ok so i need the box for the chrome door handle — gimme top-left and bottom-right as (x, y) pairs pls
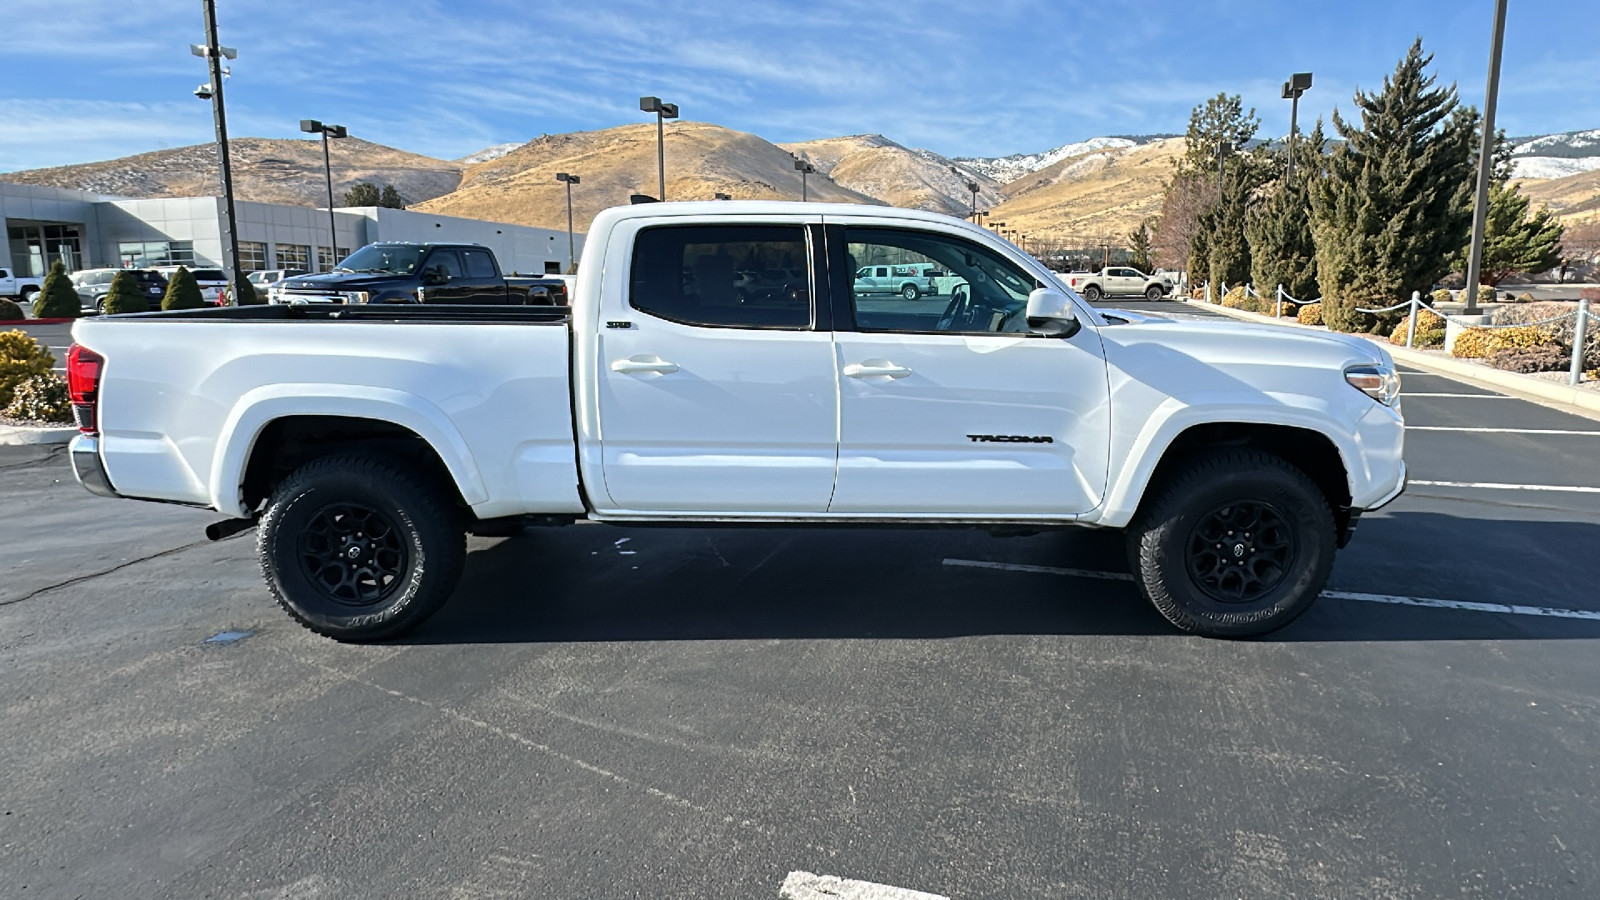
(843, 362), (912, 379)
(611, 356), (680, 374)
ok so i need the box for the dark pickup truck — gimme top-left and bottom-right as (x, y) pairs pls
(272, 242), (568, 306)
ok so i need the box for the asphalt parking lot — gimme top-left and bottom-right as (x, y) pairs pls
(4, 300), (1600, 898)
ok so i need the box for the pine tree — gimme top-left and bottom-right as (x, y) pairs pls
(1208, 164), (1252, 287)
(343, 182), (381, 206)
(1180, 93), (1261, 176)
(161, 266), (207, 311)
(1188, 212), (1212, 287)
(1477, 182), (1563, 285)
(1128, 221), (1154, 273)
(101, 270), (149, 314)
(1248, 122), (1325, 301)
(31, 261), (80, 319)
(1310, 40), (1478, 333)
(379, 184), (405, 208)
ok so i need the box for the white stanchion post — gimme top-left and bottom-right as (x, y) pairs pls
(1572, 299), (1591, 386)
(1276, 284), (1283, 318)
(1205, 280), (1212, 303)
(1406, 291), (1420, 348)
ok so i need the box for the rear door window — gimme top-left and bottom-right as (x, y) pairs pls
(630, 225), (811, 329)
(462, 249), (498, 279)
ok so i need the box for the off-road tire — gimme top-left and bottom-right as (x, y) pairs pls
(901, 284), (920, 300)
(1145, 284), (1163, 300)
(1082, 285), (1102, 302)
(1127, 449), (1335, 638)
(258, 452), (466, 642)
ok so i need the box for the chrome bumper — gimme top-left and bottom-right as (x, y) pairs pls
(70, 434), (119, 498)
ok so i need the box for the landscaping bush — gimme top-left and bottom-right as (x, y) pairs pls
(1431, 289), (1453, 306)
(1388, 308), (1447, 347)
(101, 270), (149, 315)
(161, 266), (207, 311)
(31, 260), (80, 319)
(1297, 303), (1324, 326)
(1220, 285), (1263, 312)
(1278, 301), (1300, 317)
(2, 373), (71, 423)
(1486, 345), (1568, 374)
(1451, 325), (1551, 359)
(0, 329), (56, 409)
(0, 298), (23, 322)
(1514, 292), (1537, 303)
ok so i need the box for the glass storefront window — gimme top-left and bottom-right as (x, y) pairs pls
(275, 244), (310, 270)
(238, 241), (267, 272)
(9, 223), (84, 276)
(118, 241), (196, 268)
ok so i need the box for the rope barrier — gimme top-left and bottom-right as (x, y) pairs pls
(1354, 300), (1416, 314)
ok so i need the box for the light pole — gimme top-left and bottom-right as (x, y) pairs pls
(1281, 72), (1313, 180)
(990, 220), (1005, 235)
(950, 166), (980, 220)
(556, 172), (580, 270)
(1464, 0), (1509, 316)
(1215, 140), (1235, 202)
(190, 1), (241, 296)
(794, 156), (816, 201)
(300, 119), (347, 270)
(639, 96), (679, 201)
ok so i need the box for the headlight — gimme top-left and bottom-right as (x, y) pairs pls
(1345, 364), (1401, 406)
(341, 291), (370, 304)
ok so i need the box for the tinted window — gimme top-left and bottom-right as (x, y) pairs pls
(190, 269), (226, 281)
(845, 227), (1038, 334)
(462, 249), (497, 279)
(429, 249), (465, 279)
(630, 225), (810, 329)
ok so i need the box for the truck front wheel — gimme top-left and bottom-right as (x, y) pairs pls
(258, 452), (466, 642)
(1128, 450), (1335, 638)
(1145, 284), (1163, 300)
(1082, 285), (1102, 301)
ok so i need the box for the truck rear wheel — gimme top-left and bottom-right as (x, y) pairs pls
(1082, 285), (1102, 301)
(1127, 450), (1335, 638)
(258, 452), (466, 642)
(901, 284), (920, 300)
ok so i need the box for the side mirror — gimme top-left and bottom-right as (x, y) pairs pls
(1026, 288), (1081, 337)
(422, 265), (449, 285)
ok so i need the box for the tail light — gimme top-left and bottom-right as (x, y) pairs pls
(67, 344), (104, 434)
(551, 283), (570, 306)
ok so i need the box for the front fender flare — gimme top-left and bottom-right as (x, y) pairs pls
(207, 384), (489, 517)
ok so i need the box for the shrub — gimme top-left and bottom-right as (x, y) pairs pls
(31, 260), (80, 319)
(1514, 292), (1537, 303)
(1487, 345), (1568, 374)
(1431, 289), (1453, 306)
(0, 329), (56, 409)
(2, 373), (71, 423)
(0, 298), (23, 322)
(1389, 308), (1447, 347)
(1220, 285), (1262, 312)
(102, 270), (149, 315)
(1452, 325), (1551, 359)
(161, 266), (207, 311)
(1297, 302), (1324, 326)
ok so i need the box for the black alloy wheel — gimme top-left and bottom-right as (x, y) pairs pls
(297, 501), (410, 607)
(1083, 285), (1102, 301)
(1184, 501), (1295, 604)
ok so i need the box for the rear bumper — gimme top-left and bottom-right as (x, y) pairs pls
(70, 434), (119, 498)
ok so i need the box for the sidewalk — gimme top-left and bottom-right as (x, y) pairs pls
(1183, 299), (1600, 423)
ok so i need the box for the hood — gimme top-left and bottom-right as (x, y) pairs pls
(280, 271), (406, 291)
(1097, 309), (1393, 373)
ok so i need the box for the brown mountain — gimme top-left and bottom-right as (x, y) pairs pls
(984, 138), (1184, 243)
(778, 134), (1006, 217)
(1518, 169), (1600, 225)
(0, 137), (463, 207)
(415, 122), (878, 231)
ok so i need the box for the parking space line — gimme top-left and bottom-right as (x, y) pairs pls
(1410, 479), (1600, 494)
(1401, 392), (1512, 398)
(781, 871), (949, 900)
(1407, 426), (1600, 435)
(941, 558), (1600, 621)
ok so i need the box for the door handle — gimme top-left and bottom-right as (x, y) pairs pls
(611, 356), (680, 374)
(843, 362), (912, 379)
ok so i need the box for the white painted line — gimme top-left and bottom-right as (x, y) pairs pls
(1410, 479), (1600, 494)
(1407, 426), (1600, 435)
(1401, 392), (1511, 398)
(781, 871), (949, 900)
(942, 558), (1600, 622)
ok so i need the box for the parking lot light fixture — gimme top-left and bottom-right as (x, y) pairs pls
(301, 119), (348, 270)
(794, 156), (816, 201)
(1281, 72), (1313, 180)
(556, 173), (580, 269)
(639, 96), (679, 200)
(950, 166), (980, 220)
(194, 0), (243, 297)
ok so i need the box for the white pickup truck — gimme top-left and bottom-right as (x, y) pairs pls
(0, 266), (45, 305)
(66, 202), (1405, 641)
(1064, 267), (1175, 301)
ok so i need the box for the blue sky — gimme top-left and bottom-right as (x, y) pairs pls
(2, 0), (1596, 172)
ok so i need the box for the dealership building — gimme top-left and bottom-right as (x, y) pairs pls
(1, 181), (582, 279)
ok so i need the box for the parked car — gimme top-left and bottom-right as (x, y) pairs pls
(1064, 267), (1175, 301)
(152, 266), (228, 304)
(854, 263), (939, 299)
(67, 201), (1405, 643)
(271, 242), (552, 305)
(246, 269), (309, 303)
(0, 266), (44, 305)
(69, 268), (168, 312)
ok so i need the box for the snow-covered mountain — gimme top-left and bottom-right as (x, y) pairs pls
(456, 142), (524, 165)
(955, 137), (1146, 185)
(1510, 129), (1600, 181)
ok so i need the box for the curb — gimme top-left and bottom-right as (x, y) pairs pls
(1181, 299), (1600, 422)
(8, 318), (79, 326)
(0, 424), (77, 446)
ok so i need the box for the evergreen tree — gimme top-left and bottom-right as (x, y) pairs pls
(1248, 122), (1325, 301)
(1310, 40), (1478, 332)
(1128, 221), (1154, 273)
(1188, 212), (1213, 287)
(1477, 182), (1563, 285)
(161, 266), (207, 311)
(379, 184), (405, 208)
(1208, 164), (1253, 287)
(31, 261), (80, 319)
(1180, 93), (1261, 176)
(343, 182), (381, 206)
(101, 270), (149, 315)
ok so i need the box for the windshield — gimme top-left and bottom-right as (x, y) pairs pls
(335, 245), (426, 275)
